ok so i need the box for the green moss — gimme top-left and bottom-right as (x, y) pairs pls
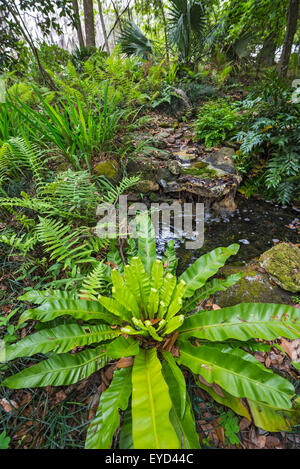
(94, 160), (120, 180)
(259, 243), (300, 293)
(182, 162), (217, 178)
(214, 265), (292, 307)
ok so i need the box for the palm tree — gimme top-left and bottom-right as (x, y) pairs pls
(167, 0), (207, 60)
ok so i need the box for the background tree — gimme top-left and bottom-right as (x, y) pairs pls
(72, 0), (85, 48)
(278, 0), (299, 76)
(83, 0), (96, 47)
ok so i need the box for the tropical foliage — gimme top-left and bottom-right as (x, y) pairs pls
(2, 214), (300, 449)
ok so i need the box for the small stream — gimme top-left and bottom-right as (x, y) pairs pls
(155, 194), (300, 274)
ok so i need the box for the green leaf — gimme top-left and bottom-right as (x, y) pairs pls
(179, 244), (239, 297)
(150, 259), (164, 291)
(126, 257), (150, 311)
(169, 394), (200, 449)
(3, 347), (109, 388)
(161, 351), (186, 419)
(136, 212), (156, 276)
(18, 289), (73, 305)
(161, 240), (178, 275)
(178, 303), (300, 342)
(119, 406), (134, 449)
(158, 273), (177, 317)
(247, 398), (300, 432)
(106, 336), (140, 358)
(132, 348), (180, 449)
(18, 299), (121, 326)
(97, 296), (132, 323)
(5, 324), (119, 361)
(112, 284), (140, 318)
(85, 367), (132, 449)
(194, 375), (251, 420)
(0, 431), (10, 449)
(291, 362), (300, 370)
(181, 274), (242, 313)
(178, 342), (295, 409)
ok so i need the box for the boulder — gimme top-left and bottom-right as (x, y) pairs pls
(259, 243), (300, 293)
(214, 264), (293, 308)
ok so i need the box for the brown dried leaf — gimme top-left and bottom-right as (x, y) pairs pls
(116, 356), (134, 369)
(1, 398), (18, 413)
(239, 417), (251, 431)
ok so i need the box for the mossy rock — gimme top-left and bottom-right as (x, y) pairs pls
(126, 158), (154, 180)
(214, 264), (292, 308)
(259, 243), (300, 293)
(132, 180), (159, 193)
(94, 160), (120, 181)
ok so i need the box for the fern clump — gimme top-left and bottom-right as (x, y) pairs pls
(195, 99), (239, 148)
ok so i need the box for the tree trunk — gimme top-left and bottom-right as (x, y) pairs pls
(7, 0), (57, 91)
(259, 33), (277, 66)
(278, 0), (299, 77)
(97, 0), (110, 54)
(83, 0), (96, 48)
(72, 0), (85, 49)
(158, 0), (170, 64)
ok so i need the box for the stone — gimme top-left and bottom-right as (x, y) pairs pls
(126, 158), (154, 180)
(214, 264), (293, 308)
(132, 180), (159, 193)
(167, 160), (181, 175)
(94, 159), (120, 180)
(173, 150), (197, 162)
(203, 147), (237, 175)
(259, 243), (300, 293)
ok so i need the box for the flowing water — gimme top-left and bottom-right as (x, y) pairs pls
(155, 194), (300, 274)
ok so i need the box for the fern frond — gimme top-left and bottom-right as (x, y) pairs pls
(79, 261), (107, 301)
(0, 137), (46, 193)
(36, 217), (96, 271)
(0, 231), (37, 255)
(100, 176), (140, 204)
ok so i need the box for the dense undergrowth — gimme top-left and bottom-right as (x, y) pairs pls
(0, 0), (300, 450)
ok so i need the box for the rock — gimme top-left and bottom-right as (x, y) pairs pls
(126, 157), (154, 180)
(94, 159), (120, 181)
(214, 264), (293, 308)
(156, 131), (172, 140)
(162, 146), (241, 211)
(152, 150), (173, 161)
(173, 150), (197, 162)
(204, 147), (237, 175)
(259, 243), (300, 293)
(167, 160), (181, 175)
(156, 167), (173, 182)
(132, 180), (159, 193)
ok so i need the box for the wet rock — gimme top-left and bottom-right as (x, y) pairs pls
(204, 147), (237, 175)
(214, 264), (293, 307)
(162, 146), (241, 211)
(259, 243), (300, 293)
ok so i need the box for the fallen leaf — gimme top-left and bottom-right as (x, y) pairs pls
(116, 357), (134, 368)
(239, 417), (251, 431)
(1, 398), (18, 413)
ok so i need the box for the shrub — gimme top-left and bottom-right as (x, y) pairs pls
(195, 98), (239, 148)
